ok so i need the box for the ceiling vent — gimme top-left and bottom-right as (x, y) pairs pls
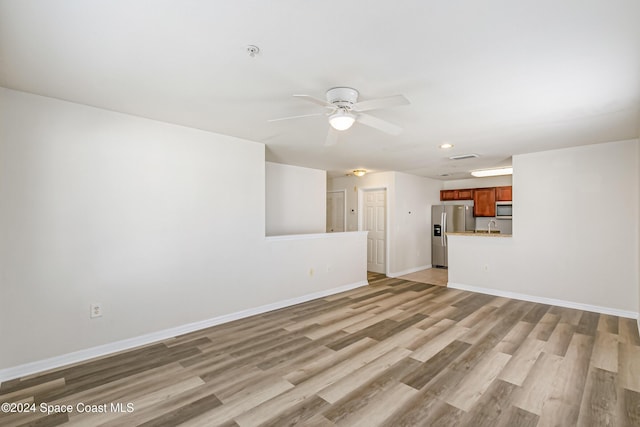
(449, 153), (479, 160)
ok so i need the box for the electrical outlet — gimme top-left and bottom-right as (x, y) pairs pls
(90, 303), (103, 318)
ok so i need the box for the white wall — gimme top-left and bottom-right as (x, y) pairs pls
(0, 89), (366, 374)
(328, 171), (441, 276)
(265, 162), (326, 236)
(448, 139), (639, 315)
(393, 172), (441, 274)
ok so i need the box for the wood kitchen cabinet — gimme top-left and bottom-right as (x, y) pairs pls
(440, 189), (474, 201)
(474, 187), (496, 217)
(456, 189), (474, 199)
(495, 186), (512, 201)
(440, 190), (457, 200)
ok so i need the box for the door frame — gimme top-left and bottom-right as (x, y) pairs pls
(326, 189), (347, 233)
(358, 187), (389, 275)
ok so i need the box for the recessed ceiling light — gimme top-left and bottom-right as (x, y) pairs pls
(439, 143), (454, 149)
(470, 167), (513, 177)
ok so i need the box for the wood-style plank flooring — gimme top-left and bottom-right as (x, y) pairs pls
(399, 267), (448, 287)
(1, 272), (639, 426)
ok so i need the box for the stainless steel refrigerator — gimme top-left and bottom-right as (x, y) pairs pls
(432, 204), (475, 267)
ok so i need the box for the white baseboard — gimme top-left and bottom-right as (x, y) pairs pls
(388, 264), (432, 278)
(448, 282), (639, 319)
(0, 280), (368, 383)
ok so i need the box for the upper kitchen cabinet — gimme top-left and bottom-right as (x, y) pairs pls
(456, 189), (474, 199)
(440, 189), (474, 201)
(440, 190), (456, 200)
(474, 188), (496, 217)
(495, 186), (512, 201)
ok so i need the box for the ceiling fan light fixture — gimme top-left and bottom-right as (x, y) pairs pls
(329, 110), (356, 131)
(353, 169), (367, 177)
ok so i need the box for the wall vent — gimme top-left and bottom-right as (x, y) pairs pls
(449, 153), (479, 160)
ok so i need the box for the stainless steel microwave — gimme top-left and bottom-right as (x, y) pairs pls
(495, 202), (512, 219)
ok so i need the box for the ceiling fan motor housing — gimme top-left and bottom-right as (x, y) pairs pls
(326, 87), (359, 109)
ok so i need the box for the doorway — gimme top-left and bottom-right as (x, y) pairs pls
(326, 190), (346, 232)
(361, 188), (387, 274)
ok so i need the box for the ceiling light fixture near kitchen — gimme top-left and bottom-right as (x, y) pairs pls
(471, 167), (513, 177)
(439, 143), (454, 149)
(353, 169), (367, 177)
(329, 110), (356, 131)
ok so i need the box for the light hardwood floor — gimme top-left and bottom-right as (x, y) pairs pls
(1, 273), (639, 426)
(399, 268), (448, 287)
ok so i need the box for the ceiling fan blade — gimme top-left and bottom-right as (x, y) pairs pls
(293, 94), (333, 108)
(357, 113), (403, 135)
(268, 112), (324, 122)
(324, 127), (339, 146)
(352, 94), (410, 112)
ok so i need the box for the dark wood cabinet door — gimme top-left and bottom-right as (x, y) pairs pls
(456, 189), (474, 200)
(474, 188), (496, 217)
(495, 186), (512, 201)
(440, 190), (456, 201)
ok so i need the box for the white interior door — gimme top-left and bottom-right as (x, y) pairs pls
(326, 191), (345, 232)
(364, 189), (386, 274)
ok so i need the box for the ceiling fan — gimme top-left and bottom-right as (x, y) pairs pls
(269, 87), (410, 146)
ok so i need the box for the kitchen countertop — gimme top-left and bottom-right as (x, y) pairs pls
(446, 231), (512, 238)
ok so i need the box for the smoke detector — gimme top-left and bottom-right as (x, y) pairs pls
(246, 45), (260, 57)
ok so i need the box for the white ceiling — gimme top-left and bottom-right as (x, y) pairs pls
(1, 0), (638, 179)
